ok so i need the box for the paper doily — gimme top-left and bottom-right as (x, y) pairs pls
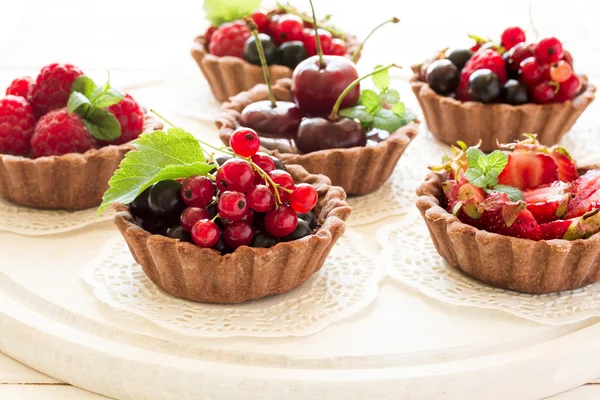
(0, 199), (114, 236)
(82, 233), (385, 338)
(378, 212), (600, 325)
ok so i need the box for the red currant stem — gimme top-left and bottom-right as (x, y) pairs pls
(244, 17), (277, 108)
(307, 0), (326, 69)
(328, 63), (400, 121)
(528, 0), (540, 40)
(211, 214), (220, 223)
(351, 17), (399, 64)
(275, 2), (344, 38)
(249, 160), (283, 205)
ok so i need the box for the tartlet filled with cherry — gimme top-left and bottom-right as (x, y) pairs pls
(411, 26), (595, 151)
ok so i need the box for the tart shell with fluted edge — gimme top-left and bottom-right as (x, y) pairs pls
(416, 165), (600, 294)
(113, 165), (352, 304)
(0, 115), (163, 210)
(215, 78), (420, 196)
(410, 70), (596, 152)
(191, 33), (360, 102)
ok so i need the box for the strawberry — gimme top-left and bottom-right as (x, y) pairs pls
(497, 151), (558, 190)
(523, 181), (571, 223)
(457, 49), (507, 101)
(443, 178), (486, 227)
(565, 170), (600, 218)
(550, 149), (578, 183)
(478, 192), (542, 240)
(541, 209), (600, 240)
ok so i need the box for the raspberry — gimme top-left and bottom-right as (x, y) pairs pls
(204, 26), (217, 48)
(208, 21), (252, 58)
(456, 49), (507, 101)
(6, 76), (35, 100)
(31, 108), (97, 158)
(0, 95), (36, 156)
(30, 63), (83, 117)
(105, 94), (144, 145)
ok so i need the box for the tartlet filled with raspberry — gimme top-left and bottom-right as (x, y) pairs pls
(411, 27), (595, 151)
(101, 124), (351, 304)
(191, 1), (363, 102)
(417, 135), (600, 294)
(0, 63), (162, 210)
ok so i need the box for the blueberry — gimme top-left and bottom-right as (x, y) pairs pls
(251, 232), (278, 248)
(244, 34), (278, 66)
(426, 59), (459, 95)
(129, 186), (152, 219)
(281, 220), (312, 241)
(468, 69), (501, 103)
(444, 48), (473, 71)
(502, 79), (529, 105)
(278, 41), (308, 69)
(148, 180), (186, 223)
(166, 225), (192, 243)
(298, 211), (317, 229)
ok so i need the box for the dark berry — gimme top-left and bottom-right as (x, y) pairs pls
(289, 183), (318, 213)
(166, 225), (193, 243)
(298, 211), (318, 229)
(280, 220), (312, 242)
(532, 81), (556, 104)
(212, 236), (230, 254)
(535, 37), (563, 64)
(229, 127), (260, 157)
(148, 180), (186, 222)
(141, 218), (169, 236)
(277, 41), (309, 69)
(505, 42), (534, 69)
(426, 59), (459, 95)
(268, 170), (295, 202)
(217, 191), (249, 221)
(264, 204), (298, 237)
(467, 69), (501, 103)
(444, 48), (473, 71)
(244, 34), (278, 66)
(215, 155), (232, 166)
(180, 207), (211, 231)
(271, 156), (287, 171)
(181, 176), (215, 207)
(191, 220), (220, 248)
(502, 79), (529, 105)
(223, 222), (254, 249)
(216, 158), (255, 192)
(501, 27), (526, 50)
(251, 232), (278, 248)
(247, 184), (275, 212)
(129, 186), (152, 219)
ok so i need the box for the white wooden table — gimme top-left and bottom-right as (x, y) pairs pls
(2, 0), (600, 398)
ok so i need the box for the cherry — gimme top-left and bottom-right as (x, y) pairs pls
(303, 28), (332, 56)
(239, 101), (302, 138)
(251, 10), (270, 33)
(264, 204), (298, 237)
(191, 219), (220, 248)
(550, 61), (573, 83)
(535, 37), (563, 64)
(290, 183), (318, 213)
(215, 158), (254, 192)
(281, 219), (312, 241)
(180, 207), (211, 231)
(223, 222), (254, 248)
(532, 81), (556, 104)
(556, 74), (581, 101)
(229, 127), (260, 157)
(501, 27), (526, 50)
(166, 225), (193, 243)
(328, 38), (346, 56)
(148, 180), (186, 223)
(181, 176), (215, 207)
(251, 152), (276, 184)
(520, 57), (544, 87)
(129, 186), (152, 219)
(251, 232), (278, 248)
(247, 184), (275, 212)
(268, 170), (295, 202)
(273, 15), (304, 44)
(217, 191), (249, 222)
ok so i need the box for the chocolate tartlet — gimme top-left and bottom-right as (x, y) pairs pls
(114, 165), (351, 304)
(416, 165), (600, 294)
(0, 116), (163, 210)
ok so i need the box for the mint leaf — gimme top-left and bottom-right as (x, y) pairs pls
(360, 90), (381, 113)
(82, 108), (121, 141)
(93, 88), (125, 109)
(99, 128), (209, 215)
(67, 92), (91, 115)
(494, 185), (524, 202)
(372, 108), (403, 132)
(339, 106), (374, 123)
(466, 147), (485, 169)
(465, 168), (488, 188)
(392, 102), (405, 116)
(381, 89), (400, 104)
(71, 76), (96, 97)
(486, 169), (499, 187)
(204, 0), (261, 26)
(372, 64), (390, 91)
(90, 81), (110, 103)
(488, 150), (508, 174)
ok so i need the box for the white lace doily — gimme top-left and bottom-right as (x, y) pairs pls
(81, 233), (385, 338)
(378, 212), (600, 325)
(0, 199), (114, 236)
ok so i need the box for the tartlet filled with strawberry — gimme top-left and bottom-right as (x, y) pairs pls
(192, 1), (360, 102)
(0, 63), (162, 210)
(100, 122), (351, 304)
(411, 27), (595, 151)
(417, 135), (600, 294)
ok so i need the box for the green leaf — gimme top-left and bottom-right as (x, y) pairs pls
(486, 169), (499, 187)
(359, 90), (382, 113)
(67, 92), (91, 115)
(466, 147), (486, 169)
(93, 88), (125, 108)
(90, 81), (110, 103)
(372, 108), (403, 132)
(339, 105), (374, 123)
(203, 0), (262, 26)
(98, 128), (209, 215)
(372, 64), (390, 91)
(494, 185), (524, 202)
(391, 102), (405, 116)
(380, 89), (400, 104)
(465, 168), (488, 188)
(488, 150), (509, 174)
(71, 76), (96, 97)
(82, 108), (122, 141)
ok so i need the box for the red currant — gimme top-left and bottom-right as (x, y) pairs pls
(562, 49), (574, 67)
(217, 191), (249, 221)
(223, 222), (254, 249)
(251, 10), (270, 33)
(264, 204), (298, 237)
(505, 43), (534, 70)
(535, 37), (563, 64)
(500, 27), (526, 50)
(269, 15), (281, 36)
(328, 38), (347, 56)
(247, 184), (275, 212)
(532, 81), (556, 104)
(251, 152), (276, 184)
(191, 219), (220, 248)
(550, 61), (573, 83)
(303, 28), (332, 56)
(180, 207), (211, 231)
(290, 184), (318, 213)
(229, 127), (260, 157)
(556, 74), (581, 101)
(268, 170), (295, 202)
(274, 14), (304, 44)
(180, 176), (215, 207)
(216, 158), (254, 192)
(520, 57), (544, 87)
(239, 208), (255, 224)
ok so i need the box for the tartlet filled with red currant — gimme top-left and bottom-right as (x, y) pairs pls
(102, 123), (351, 304)
(417, 135), (600, 294)
(0, 63), (162, 210)
(411, 27), (595, 151)
(191, 2), (359, 102)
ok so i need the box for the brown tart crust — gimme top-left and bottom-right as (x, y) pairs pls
(0, 115), (163, 210)
(191, 33), (360, 102)
(410, 74), (596, 152)
(114, 165), (352, 304)
(216, 78), (420, 196)
(416, 164), (600, 294)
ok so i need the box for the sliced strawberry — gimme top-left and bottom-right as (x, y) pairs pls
(550, 149), (578, 183)
(478, 192), (543, 240)
(522, 181), (571, 223)
(443, 179), (486, 227)
(565, 170), (600, 218)
(497, 151), (558, 190)
(541, 209), (600, 240)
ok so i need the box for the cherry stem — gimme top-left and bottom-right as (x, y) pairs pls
(244, 17), (277, 108)
(528, 0), (540, 40)
(351, 17), (399, 64)
(307, 0), (326, 69)
(328, 63), (400, 120)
